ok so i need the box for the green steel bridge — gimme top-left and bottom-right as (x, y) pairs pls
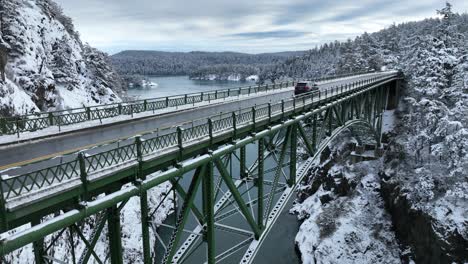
(0, 71), (402, 263)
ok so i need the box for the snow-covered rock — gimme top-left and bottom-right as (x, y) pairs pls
(292, 160), (402, 264)
(0, 0), (124, 116)
(4, 181), (174, 263)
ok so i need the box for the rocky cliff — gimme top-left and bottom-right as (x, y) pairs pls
(0, 0), (124, 116)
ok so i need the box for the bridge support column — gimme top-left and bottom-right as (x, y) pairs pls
(240, 146), (247, 179)
(140, 191), (151, 264)
(107, 205), (123, 264)
(257, 139), (264, 231)
(202, 162), (215, 263)
(32, 218), (45, 264)
(386, 80), (400, 110)
(289, 124), (297, 187)
(136, 135), (152, 264)
(312, 115), (317, 151)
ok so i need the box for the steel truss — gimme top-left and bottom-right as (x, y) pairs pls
(0, 73), (401, 263)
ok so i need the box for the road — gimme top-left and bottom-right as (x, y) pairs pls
(0, 73), (387, 171)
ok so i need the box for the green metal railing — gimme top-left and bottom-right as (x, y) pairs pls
(0, 71), (402, 263)
(0, 82), (294, 137)
(0, 70), (375, 137)
(0, 72), (395, 202)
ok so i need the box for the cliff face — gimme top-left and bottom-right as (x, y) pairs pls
(0, 0), (124, 116)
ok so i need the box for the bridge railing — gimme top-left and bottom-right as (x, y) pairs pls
(0, 72), (397, 203)
(0, 70), (376, 137)
(306, 70), (376, 83)
(0, 81), (295, 137)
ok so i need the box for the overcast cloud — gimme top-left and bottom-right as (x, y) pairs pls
(54, 0), (468, 54)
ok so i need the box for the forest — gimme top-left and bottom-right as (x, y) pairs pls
(110, 50), (305, 82)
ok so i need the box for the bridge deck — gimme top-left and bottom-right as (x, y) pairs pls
(0, 71), (402, 263)
(0, 73), (382, 169)
(0, 72), (397, 224)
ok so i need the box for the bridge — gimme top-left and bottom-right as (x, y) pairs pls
(0, 71), (402, 263)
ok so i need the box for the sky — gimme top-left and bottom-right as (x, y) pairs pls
(54, 0), (468, 55)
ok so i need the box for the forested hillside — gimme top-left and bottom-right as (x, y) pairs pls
(0, 0), (124, 116)
(261, 9), (468, 82)
(285, 3), (468, 263)
(111, 50), (305, 82)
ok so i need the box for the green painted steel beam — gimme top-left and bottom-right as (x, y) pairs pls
(240, 146), (247, 179)
(170, 179), (205, 225)
(297, 123), (314, 156)
(289, 124), (297, 187)
(32, 218), (45, 264)
(0, 76), (399, 256)
(264, 126), (291, 220)
(107, 204), (123, 264)
(203, 161), (215, 264)
(213, 158), (261, 239)
(79, 213), (107, 264)
(163, 165), (204, 264)
(257, 139), (265, 231)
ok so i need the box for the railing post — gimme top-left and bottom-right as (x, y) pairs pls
(281, 99), (285, 120)
(252, 107), (256, 131)
(201, 92), (204, 101)
(292, 98), (296, 115)
(232, 112), (237, 138)
(227, 89), (230, 97)
(136, 136), (143, 163)
(78, 152), (88, 199)
(143, 100), (148, 111)
(86, 107), (91, 120)
(0, 176), (8, 232)
(268, 103), (272, 124)
(177, 126), (183, 157)
(215, 91), (218, 100)
(118, 104), (122, 115)
(184, 95), (188, 105)
(0, 118), (6, 134)
(208, 118), (213, 146)
(166, 97), (169, 107)
(48, 113), (54, 126)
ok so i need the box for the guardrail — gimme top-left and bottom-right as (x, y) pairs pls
(0, 72), (396, 203)
(0, 70), (375, 137)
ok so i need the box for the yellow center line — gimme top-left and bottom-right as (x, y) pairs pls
(0, 124), (175, 171)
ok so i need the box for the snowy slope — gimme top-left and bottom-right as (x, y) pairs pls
(293, 161), (402, 264)
(0, 0), (124, 116)
(4, 182), (173, 263)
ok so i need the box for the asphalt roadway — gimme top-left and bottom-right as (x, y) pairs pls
(0, 73), (389, 171)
